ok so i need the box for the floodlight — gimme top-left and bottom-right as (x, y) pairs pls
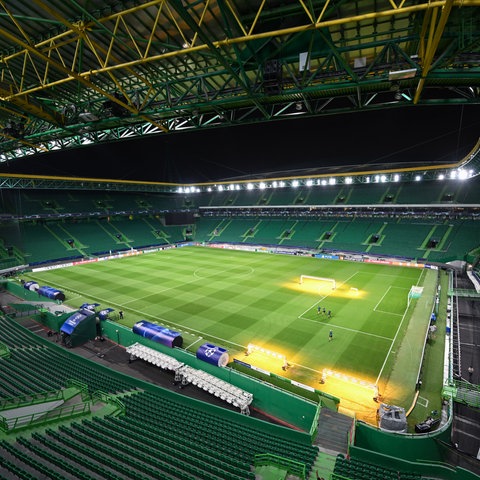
(279, 181), (285, 187)
(259, 182), (266, 189)
(415, 175), (422, 181)
(321, 368), (378, 396)
(292, 180), (299, 187)
(306, 179), (313, 186)
(345, 177), (353, 184)
(393, 174), (400, 182)
(246, 343), (287, 367)
(79, 112), (99, 122)
(388, 68), (417, 81)
(458, 169), (468, 180)
(272, 181), (278, 188)
(329, 178), (336, 185)
(217, 185), (223, 191)
(438, 174), (445, 180)
(247, 183), (254, 190)
(321, 179), (327, 186)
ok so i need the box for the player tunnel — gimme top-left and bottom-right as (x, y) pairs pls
(60, 308), (97, 348)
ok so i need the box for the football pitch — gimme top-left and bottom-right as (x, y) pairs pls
(28, 246), (436, 421)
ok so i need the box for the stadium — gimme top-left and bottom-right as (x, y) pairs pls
(0, 2), (479, 480)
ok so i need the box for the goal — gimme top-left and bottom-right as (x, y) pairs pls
(407, 285), (424, 306)
(299, 275), (336, 290)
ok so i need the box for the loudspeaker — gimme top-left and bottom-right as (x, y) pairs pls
(428, 239), (438, 248)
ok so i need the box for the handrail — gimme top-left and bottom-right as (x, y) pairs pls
(0, 401), (91, 432)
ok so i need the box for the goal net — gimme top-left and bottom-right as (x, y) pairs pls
(299, 275), (336, 290)
(407, 286), (423, 307)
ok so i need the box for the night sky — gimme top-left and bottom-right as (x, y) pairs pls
(0, 104), (478, 183)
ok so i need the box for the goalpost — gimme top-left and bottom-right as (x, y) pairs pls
(299, 275), (336, 290)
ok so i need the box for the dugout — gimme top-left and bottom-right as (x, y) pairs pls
(100, 320), (321, 432)
(196, 343), (229, 367)
(38, 286), (66, 302)
(23, 280), (39, 291)
(60, 308), (96, 348)
(132, 320), (183, 348)
(22, 281), (66, 302)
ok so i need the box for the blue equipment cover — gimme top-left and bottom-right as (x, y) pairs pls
(98, 308), (114, 320)
(81, 302), (101, 311)
(132, 320), (183, 348)
(60, 309), (95, 335)
(38, 285), (66, 302)
(23, 281), (39, 291)
(196, 343), (229, 367)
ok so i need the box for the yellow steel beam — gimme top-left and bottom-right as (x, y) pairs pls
(2, 137), (477, 188)
(0, 0), (477, 132)
(413, 0), (455, 104)
(2, 0), (474, 102)
(0, 172), (177, 187)
(32, 0), (154, 98)
(0, 85), (64, 125)
(0, 132), (49, 152)
(0, 1), (168, 131)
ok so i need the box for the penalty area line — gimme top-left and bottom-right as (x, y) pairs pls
(297, 316), (392, 341)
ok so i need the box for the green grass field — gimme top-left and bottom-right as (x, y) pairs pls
(28, 246), (437, 422)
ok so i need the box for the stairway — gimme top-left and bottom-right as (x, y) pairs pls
(313, 408), (354, 455)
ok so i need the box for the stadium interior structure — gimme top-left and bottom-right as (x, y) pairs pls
(0, 159), (479, 479)
(0, 1), (480, 480)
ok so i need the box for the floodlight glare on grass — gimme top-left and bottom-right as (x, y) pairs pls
(246, 343), (289, 370)
(321, 368), (379, 399)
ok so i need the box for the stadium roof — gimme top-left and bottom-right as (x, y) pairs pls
(0, 1), (479, 183)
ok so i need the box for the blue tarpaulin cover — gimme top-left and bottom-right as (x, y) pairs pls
(60, 308), (95, 335)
